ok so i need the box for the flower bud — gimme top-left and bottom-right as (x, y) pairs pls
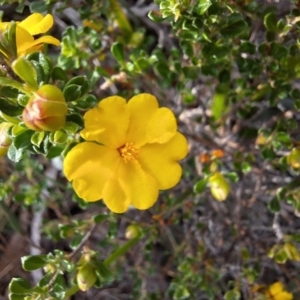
(77, 263), (97, 292)
(0, 122), (12, 156)
(209, 172), (230, 201)
(125, 224), (141, 239)
(22, 85), (67, 132)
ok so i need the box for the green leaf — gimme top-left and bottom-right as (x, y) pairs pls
(294, 99), (300, 110)
(224, 289), (241, 300)
(220, 14), (248, 38)
(1, 86), (19, 98)
(173, 284), (190, 300)
(21, 255), (47, 271)
(9, 278), (32, 294)
(111, 42), (125, 66)
(65, 76), (89, 97)
(241, 161), (251, 173)
(270, 42), (288, 59)
(276, 132), (291, 144)
(154, 62), (170, 78)
(180, 41), (194, 57)
(196, 0), (212, 15)
(0, 77), (30, 95)
(148, 11), (165, 22)
(268, 197), (280, 213)
(29, 1), (48, 13)
(6, 22), (17, 59)
(277, 19), (285, 31)
(27, 52), (53, 84)
(17, 94), (29, 107)
(182, 66), (197, 79)
(64, 122), (79, 135)
(66, 113), (84, 128)
(290, 88), (300, 100)
(0, 98), (22, 116)
(16, 3), (25, 13)
(202, 44), (230, 59)
(9, 294), (27, 300)
(239, 41), (256, 54)
(63, 84), (82, 102)
(51, 66), (68, 82)
(226, 172), (239, 183)
(93, 214), (109, 223)
(211, 87), (227, 120)
(7, 144), (23, 162)
(46, 144), (65, 158)
(13, 130), (34, 150)
(160, 0), (170, 10)
(94, 261), (114, 281)
(193, 179), (207, 194)
(261, 147), (276, 160)
(12, 56), (38, 89)
(11, 125), (27, 136)
(264, 12), (278, 32)
(31, 131), (45, 148)
(50, 130), (68, 144)
(108, 0), (132, 40)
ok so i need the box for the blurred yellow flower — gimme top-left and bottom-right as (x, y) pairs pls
(266, 282), (293, 300)
(0, 13), (60, 58)
(64, 94), (188, 213)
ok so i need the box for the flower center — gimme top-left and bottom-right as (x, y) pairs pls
(118, 143), (139, 163)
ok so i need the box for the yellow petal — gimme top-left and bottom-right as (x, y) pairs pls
(63, 142), (120, 201)
(138, 132), (188, 190)
(103, 161), (159, 212)
(19, 13), (54, 35)
(18, 35), (60, 54)
(146, 107), (177, 144)
(126, 93), (159, 146)
(19, 45), (44, 56)
(16, 26), (34, 51)
(274, 292), (293, 300)
(81, 96), (129, 148)
(122, 161), (159, 209)
(269, 282), (284, 296)
(102, 178), (130, 213)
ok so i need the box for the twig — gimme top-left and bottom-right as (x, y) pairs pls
(272, 213), (284, 241)
(68, 224), (97, 259)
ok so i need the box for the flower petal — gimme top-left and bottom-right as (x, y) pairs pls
(138, 132), (188, 190)
(16, 26), (34, 51)
(276, 292), (293, 300)
(269, 282), (284, 296)
(17, 32), (60, 55)
(103, 161), (159, 212)
(146, 107), (177, 144)
(126, 93), (159, 146)
(19, 35), (60, 53)
(121, 161), (159, 210)
(81, 96), (129, 148)
(102, 178), (130, 213)
(19, 13), (54, 35)
(63, 142), (120, 201)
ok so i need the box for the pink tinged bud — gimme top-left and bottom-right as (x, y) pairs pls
(22, 84), (68, 132)
(0, 122), (12, 156)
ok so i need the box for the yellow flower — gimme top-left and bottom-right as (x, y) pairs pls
(266, 282), (293, 300)
(0, 13), (60, 58)
(64, 94), (188, 213)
